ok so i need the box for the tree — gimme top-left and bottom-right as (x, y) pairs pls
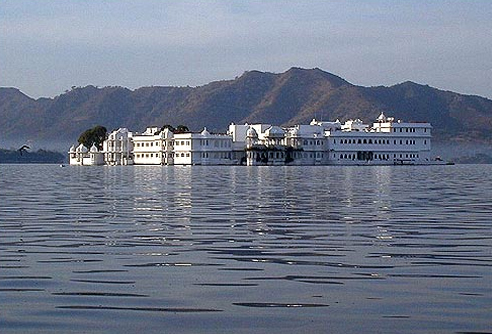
(161, 124), (175, 133)
(175, 125), (190, 134)
(78, 125), (107, 149)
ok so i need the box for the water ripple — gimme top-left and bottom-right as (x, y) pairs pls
(1, 164), (491, 334)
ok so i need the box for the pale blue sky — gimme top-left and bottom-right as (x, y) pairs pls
(1, 0), (491, 98)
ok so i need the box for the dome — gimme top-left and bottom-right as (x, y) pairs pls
(69, 145), (76, 153)
(246, 127), (258, 137)
(377, 112), (387, 122)
(201, 127), (210, 136)
(76, 143), (88, 153)
(90, 144), (99, 153)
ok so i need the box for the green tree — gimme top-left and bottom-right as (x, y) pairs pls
(175, 125), (190, 134)
(160, 124), (175, 133)
(78, 125), (107, 149)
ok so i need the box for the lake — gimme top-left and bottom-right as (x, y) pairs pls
(1, 164), (491, 333)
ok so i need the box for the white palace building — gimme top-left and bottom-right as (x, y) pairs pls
(69, 113), (440, 166)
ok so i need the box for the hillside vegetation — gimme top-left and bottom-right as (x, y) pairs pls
(1, 68), (492, 148)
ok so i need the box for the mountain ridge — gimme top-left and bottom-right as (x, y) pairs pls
(1, 67), (492, 150)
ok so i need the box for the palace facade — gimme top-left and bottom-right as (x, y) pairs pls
(69, 113), (437, 166)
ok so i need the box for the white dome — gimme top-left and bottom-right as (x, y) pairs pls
(246, 127), (258, 137)
(90, 144), (99, 153)
(69, 145), (76, 153)
(201, 127), (210, 136)
(377, 112), (387, 122)
(76, 143), (88, 153)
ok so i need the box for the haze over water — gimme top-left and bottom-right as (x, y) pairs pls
(1, 164), (491, 333)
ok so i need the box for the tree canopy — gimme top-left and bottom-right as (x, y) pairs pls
(160, 124), (176, 133)
(175, 125), (190, 133)
(78, 125), (107, 149)
(160, 124), (189, 134)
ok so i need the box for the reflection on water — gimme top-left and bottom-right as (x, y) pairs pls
(1, 164), (491, 334)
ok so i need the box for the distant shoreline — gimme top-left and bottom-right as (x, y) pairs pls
(0, 149), (65, 164)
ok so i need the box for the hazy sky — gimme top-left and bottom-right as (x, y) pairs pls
(1, 0), (491, 99)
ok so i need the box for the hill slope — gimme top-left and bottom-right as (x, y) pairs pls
(1, 67), (492, 150)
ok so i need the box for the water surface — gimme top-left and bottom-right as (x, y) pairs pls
(1, 164), (491, 333)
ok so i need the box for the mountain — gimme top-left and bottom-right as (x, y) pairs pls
(2, 67), (492, 152)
